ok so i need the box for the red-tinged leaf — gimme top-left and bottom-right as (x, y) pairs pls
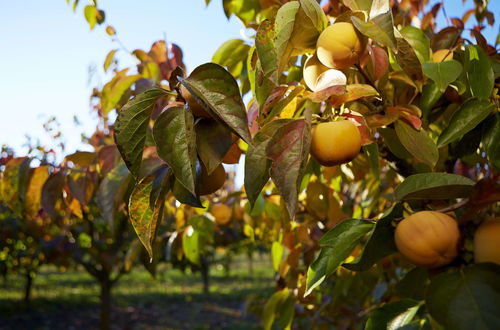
(266, 119), (311, 218)
(24, 166), (49, 219)
(97, 145), (119, 176)
(181, 63), (252, 144)
(371, 46), (389, 80)
(65, 151), (97, 167)
(305, 85), (346, 103)
(462, 9), (475, 24)
(195, 118), (233, 175)
(153, 107), (197, 195)
(129, 168), (171, 259)
(386, 105), (422, 130)
(342, 110), (374, 146)
(366, 111), (399, 128)
(114, 88), (170, 178)
(450, 18), (464, 29)
(41, 172), (66, 218)
(261, 86), (288, 117)
(330, 84), (379, 107)
(395, 120), (438, 168)
(96, 163), (131, 229)
(245, 119), (293, 208)
(431, 27), (462, 52)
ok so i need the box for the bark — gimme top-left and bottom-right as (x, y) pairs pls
(99, 278), (112, 330)
(200, 257), (210, 294)
(23, 272), (33, 306)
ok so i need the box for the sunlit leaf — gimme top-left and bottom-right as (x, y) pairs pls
(129, 168), (171, 259)
(422, 60), (462, 93)
(103, 49), (117, 73)
(365, 299), (420, 329)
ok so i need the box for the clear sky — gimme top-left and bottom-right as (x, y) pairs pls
(0, 0), (498, 156)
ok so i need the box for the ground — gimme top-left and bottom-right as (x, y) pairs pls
(0, 254), (275, 329)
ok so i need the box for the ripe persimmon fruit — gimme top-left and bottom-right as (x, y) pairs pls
(474, 217), (500, 265)
(316, 22), (364, 69)
(310, 120), (361, 166)
(395, 211), (460, 268)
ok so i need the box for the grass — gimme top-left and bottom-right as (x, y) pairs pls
(0, 253), (275, 330)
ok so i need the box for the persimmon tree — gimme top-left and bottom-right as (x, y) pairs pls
(102, 0), (500, 328)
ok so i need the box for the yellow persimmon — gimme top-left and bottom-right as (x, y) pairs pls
(316, 22), (364, 69)
(474, 217), (500, 265)
(395, 211), (460, 268)
(211, 204), (232, 226)
(310, 120), (361, 166)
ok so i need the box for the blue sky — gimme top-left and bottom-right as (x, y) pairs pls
(0, 0), (498, 156)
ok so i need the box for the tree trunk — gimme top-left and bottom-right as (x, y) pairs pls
(99, 278), (113, 330)
(200, 257), (210, 294)
(247, 251), (253, 276)
(23, 272), (33, 306)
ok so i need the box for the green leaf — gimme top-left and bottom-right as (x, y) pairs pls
(426, 263), (500, 329)
(83, 5), (97, 30)
(395, 120), (438, 168)
(305, 219), (374, 296)
(183, 228), (201, 265)
(394, 173), (475, 200)
(395, 36), (423, 82)
(153, 107), (197, 195)
(275, 0), (326, 71)
(274, 1), (300, 72)
(129, 168), (171, 259)
(114, 88), (169, 178)
(181, 63), (252, 144)
(400, 26), (430, 64)
(363, 142), (380, 180)
(195, 118), (233, 175)
(172, 178), (203, 208)
(482, 114), (500, 169)
(247, 47), (276, 107)
(212, 39), (250, 78)
(378, 127), (412, 159)
(396, 267), (429, 299)
(344, 203), (402, 271)
(365, 299), (421, 330)
(101, 73), (142, 114)
(342, 0), (372, 11)
(419, 82), (443, 120)
(96, 162), (131, 229)
(465, 45), (494, 100)
(271, 241), (284, 271)
(244, 119), (293, 208)
(437, 98), (495, 147)
(262, 290), (290, 330)
(222, 0), (260, 26)
(422, 59), (462, 93)
(256, 20), (278, 84)
(103, 49), (117, 73)
(267, 119), (311, 218)
(352, 13), (396, 49)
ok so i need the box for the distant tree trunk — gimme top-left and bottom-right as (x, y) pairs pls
(200, 257), (210, 294)
(99, 278), (112, 330)
(247, 251), (254, 276)
(23, 272), (33, 306)
(223, 253), (231, 278)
